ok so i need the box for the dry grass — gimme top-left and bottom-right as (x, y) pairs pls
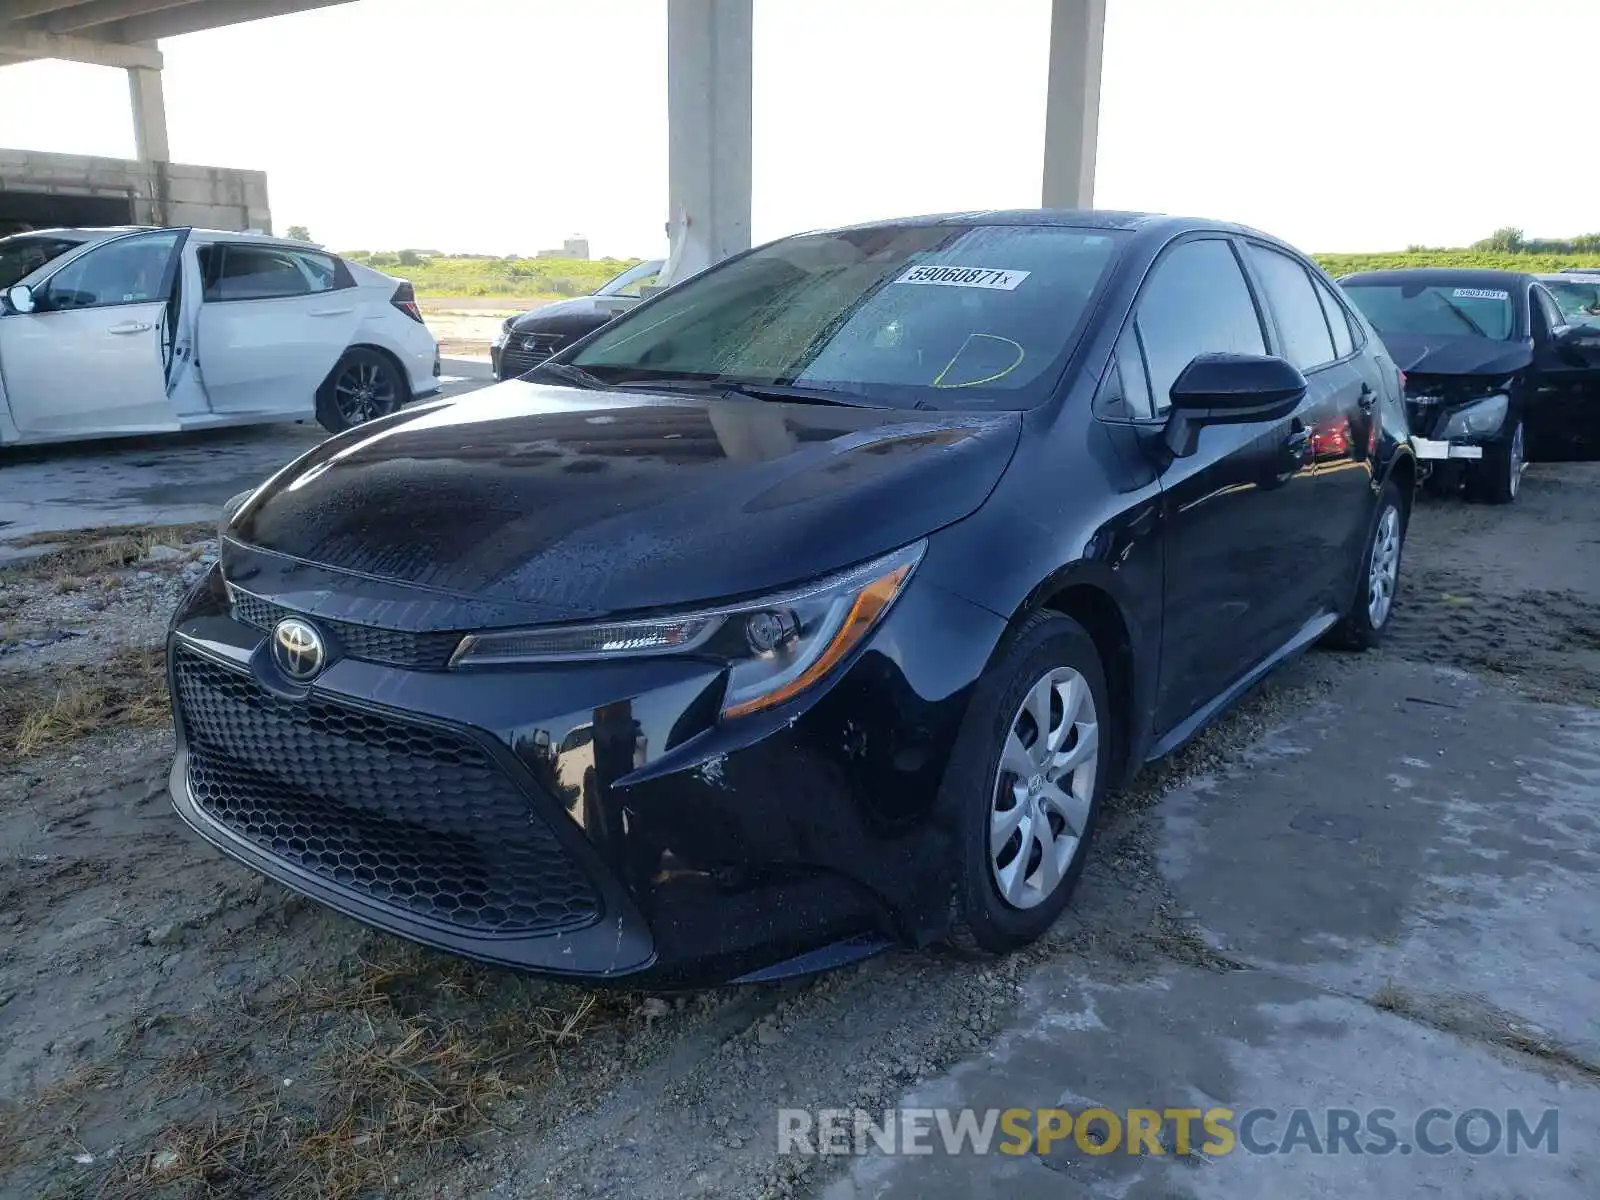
(64, 948), (609, 1200)
(0, 522), (212, 582)
(0, 645), (170, 765)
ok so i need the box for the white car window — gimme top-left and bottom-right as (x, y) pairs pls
(36, 230), (181, 311)
(202, 244), (343, 302)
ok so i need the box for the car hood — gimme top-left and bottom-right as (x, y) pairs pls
(227, 382), (1022, 624)
(1378, 332), (1534, 378)
(508, 295), (633, 333)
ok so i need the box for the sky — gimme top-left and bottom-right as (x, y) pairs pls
(0, 0), (1592, 258)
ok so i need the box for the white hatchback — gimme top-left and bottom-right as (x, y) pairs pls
(0, 227), (440, 446)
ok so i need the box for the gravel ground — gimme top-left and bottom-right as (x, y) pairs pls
(0, 463), (1595, 1199)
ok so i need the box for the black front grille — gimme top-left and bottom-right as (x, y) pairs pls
(229, 589), (462, 671)
(174, 649), (601, 935)
(499, 332), (566, 377)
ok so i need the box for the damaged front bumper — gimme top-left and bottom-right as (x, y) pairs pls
(1410, 437), (1484, 461)
(165, 561), (1003, 985)
(1407, 392), (1509, 461)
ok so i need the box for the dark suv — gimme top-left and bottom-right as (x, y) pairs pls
(170, 212), (1413, 986)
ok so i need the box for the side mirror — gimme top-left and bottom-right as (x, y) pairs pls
(1162, 353), (1307, 458)
(6, 283), (34, 314)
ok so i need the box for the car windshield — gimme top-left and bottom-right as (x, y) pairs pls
(568, 225), (1127, 410)
(1543, 279), (1600, 325)
(0, 236), (82, 288)
(1340, 280), (1517, 341)
(595, 259), (664, 298)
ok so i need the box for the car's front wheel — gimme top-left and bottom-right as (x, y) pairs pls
(1466, 418), (1524, 505)
(944, 611), (1110, 953)
(316, 348), (404, 434)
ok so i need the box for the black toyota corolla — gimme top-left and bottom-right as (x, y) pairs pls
(168, 211), (1414, 986)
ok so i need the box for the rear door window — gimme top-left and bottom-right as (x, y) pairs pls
(201, 244), (347, 301)
(1133, 238), (1267, 414)
(1247, 244), (1337, 371)
(1312, 274), (1356, 358)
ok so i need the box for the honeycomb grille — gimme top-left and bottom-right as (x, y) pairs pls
(499, 332), (567, 377)
(174, 649), (601, 935)
(229, 589), (463, 671)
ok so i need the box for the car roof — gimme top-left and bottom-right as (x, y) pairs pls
(1542, 271), (1600, 281)
(812, 208), (1285, 244)
(1339, 267), (1537, 287)
(0, 225), (324, 251)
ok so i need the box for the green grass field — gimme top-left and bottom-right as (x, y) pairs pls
(348, 247), (1600, 301)
(1314, 250), (1600, 276)
(345, 252), (643, 299)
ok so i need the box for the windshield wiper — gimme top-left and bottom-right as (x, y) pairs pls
(607, 375), (885, 408)
(526, 360), (608, 390)
(1435, 295), (1489, 338)
(716, 381), (881, 408)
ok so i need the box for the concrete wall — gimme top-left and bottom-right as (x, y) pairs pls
(0, 147), (270, 232)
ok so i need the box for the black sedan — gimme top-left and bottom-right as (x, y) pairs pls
(491, 258), (663, 380)
(169, 211), (1414, 986)
(1340, 268), (1600, 499)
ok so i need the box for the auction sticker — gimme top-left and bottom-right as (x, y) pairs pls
(895, 265), (1030, 290)
(1452, 288), (1509, 300)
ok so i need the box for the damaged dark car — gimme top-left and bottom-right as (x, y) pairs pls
(1340, 268), (1600, 500)
(169, 212), (1413, 986)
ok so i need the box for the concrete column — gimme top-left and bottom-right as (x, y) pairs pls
(658, 0), (752, 286)
(127, 60), (169, 163)
(1041, 0), (1105, 209)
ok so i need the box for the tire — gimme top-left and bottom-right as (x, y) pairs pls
(1323, 478), (1406, 651)
(1465, 418), (1524, 505)
(315, 348), (405, 434)
(944, 610), (1111, 954)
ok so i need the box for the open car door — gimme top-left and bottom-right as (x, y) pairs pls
(0, 228), (190, 440)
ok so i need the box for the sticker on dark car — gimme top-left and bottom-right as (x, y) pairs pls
(1453, 288), (1509, 300)
(895, 265), (1030, 290)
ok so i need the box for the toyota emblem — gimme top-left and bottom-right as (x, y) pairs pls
(271, 617), (326, 681)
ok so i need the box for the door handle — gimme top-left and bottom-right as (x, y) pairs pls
(107, 321), (152, 335)
(1358, 384), (1377, 412)
(309, 307), (356, 317)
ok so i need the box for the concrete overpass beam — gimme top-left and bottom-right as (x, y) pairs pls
(1041, 0), (1105, 209)
(659, 0), (751, 287)
(127, 54), (169, 163)
(0, 28), (161, 68)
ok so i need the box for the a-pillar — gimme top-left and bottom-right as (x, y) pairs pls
(659, 0), (752, 286)
(1041, 0), (1105, 209)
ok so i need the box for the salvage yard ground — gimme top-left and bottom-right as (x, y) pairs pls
(1, 459), (1598, 1198)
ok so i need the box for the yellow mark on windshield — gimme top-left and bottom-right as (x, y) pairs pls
(932, 333), (1025, 388)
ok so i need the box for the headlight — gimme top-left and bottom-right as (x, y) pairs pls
(1439, 394), (1508, 439)
(449, 541), (926, 719)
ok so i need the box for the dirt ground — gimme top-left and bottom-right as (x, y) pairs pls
(1, 463), (1597, 1199)
(420, 298), (544, 361)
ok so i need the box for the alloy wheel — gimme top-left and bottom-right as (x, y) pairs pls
(989, 666), (1098, 910)
(1367, 505), (1401, 628)
(1508, 421), (1525, 499)
(334, 359), (397, 425)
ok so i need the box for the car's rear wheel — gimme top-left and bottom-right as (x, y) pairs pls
(944, 611), (1110, 954)
(1466, 418), (1524, 505)
(1323, 478), (1405, 650)
(316, 349), (404, 434)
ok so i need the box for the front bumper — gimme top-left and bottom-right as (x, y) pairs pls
(1410, 437), (1483, 461)
(166, 561), (1003, 985)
